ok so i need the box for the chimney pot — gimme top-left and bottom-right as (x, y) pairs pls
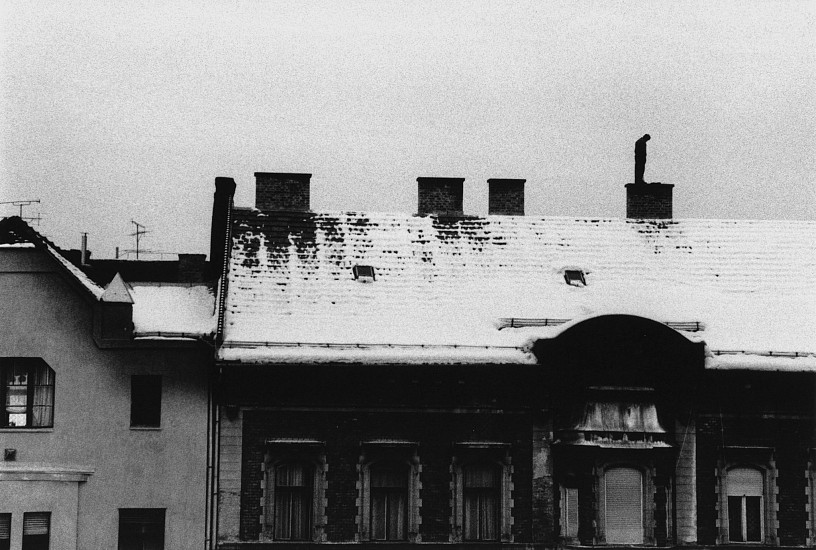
(417, 177), (465, 216)
(255, 172), (311, 211)
(488, 179), (525, 215)
(625, 182), (674, 219)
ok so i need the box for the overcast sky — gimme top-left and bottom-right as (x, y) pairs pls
(2, 1), (814, 259)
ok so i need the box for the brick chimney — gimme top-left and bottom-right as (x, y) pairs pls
(625, 183), (673, 219)
(417, 177), (464, 216)
(255, 172), (311, 211)
(208, 177), (236, 280)
(488, 179), (525, 215)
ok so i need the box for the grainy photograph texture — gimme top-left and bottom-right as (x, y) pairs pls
(1, 2), (814, 549)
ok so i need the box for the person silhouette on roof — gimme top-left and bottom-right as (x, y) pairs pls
(635, 134), (650, 184)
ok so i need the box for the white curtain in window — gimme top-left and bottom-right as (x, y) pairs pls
(31, 366), (54, 427)
(464, 465), (499, 541)
(275, 463), (312, 540)
(370, 464), (408, 541)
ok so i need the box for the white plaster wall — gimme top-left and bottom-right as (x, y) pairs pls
(0, 479), (78, 550)
(0, 250), (209, 549)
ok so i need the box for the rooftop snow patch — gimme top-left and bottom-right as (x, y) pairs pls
(220, 212), (816, 365)
(131, 283), (217, 337)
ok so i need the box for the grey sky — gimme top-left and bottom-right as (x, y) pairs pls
(2, 1), (814, 259)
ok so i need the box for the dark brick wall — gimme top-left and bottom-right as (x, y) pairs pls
(417, 178), (464, 215)
(255, 172), (311, 211)
(223, 365), (816, 549)
(695, 371), (816, 546)
(239, 409), (536, 543)
(625, 183), (673, 219)
(488, 179), (525, 216)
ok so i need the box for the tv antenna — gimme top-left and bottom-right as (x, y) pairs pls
(128, 220), (151, 259)
(1, 200), (42, 225)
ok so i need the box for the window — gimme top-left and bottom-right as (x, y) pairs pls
(717, 450), (776, 545)
(118, 508), (165, 550)
(463, 464), (500, 541)
(451, 446), (513, 543)
(263, 442), (327, 542)
(22, 512), (49, 550)
(1, 358), (54, 428)
(352, 265), (376, 282)
(603, 467), (643, 544)
(370, 462), (409, 541)
(726, 468), (764, 543)
(273, 463), (313, 540)
(560, 485), (579, 540)
(0, 514), (10, 550)
(563, 269), (586, 287)
(357, 443), (421, 543)
(130, 376), (161, 427)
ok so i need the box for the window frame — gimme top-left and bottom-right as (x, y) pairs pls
(1, 358), (55, 429)
(262, 443), (327, 543)
(596, 462), (655, 545)
(118, 508), (166, 550)
(450, 444), (514, 543)
(21, 512), (50, 550)
(718, 457), (777, 545)
(130, 375), (162, 428)
(357, 442), (421, 543)
(0, 513), (10, 550)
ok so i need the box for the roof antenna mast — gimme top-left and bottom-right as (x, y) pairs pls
(130, 220), (148, 260)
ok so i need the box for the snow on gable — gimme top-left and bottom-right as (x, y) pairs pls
(130, 283), (217, 337)
(220, 211), (816, 364)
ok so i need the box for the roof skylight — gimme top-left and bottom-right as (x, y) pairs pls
(353, 265), (376, 282)
(564, 269), (586, 287)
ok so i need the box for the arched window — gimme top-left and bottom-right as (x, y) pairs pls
(1, 358), (54, 428)
(273, 463), (314, 540)
(370, 462), (409, 541)
(726, 467), (763, 543)
(463, 464), (500, 541)
(604, 467), (643, 544)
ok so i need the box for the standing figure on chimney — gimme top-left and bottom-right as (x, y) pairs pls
(635, 133), (651, 184)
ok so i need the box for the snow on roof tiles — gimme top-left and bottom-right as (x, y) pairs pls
(220, 211), (816, 366)
(131, 283), (217, 337)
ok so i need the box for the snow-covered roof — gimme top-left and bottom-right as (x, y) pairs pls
(131, 283), (217, 337)
(0, 216), (105, 299)
(219, 210), (815, 368)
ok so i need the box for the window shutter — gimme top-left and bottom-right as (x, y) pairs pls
(23, 513), (50, 535)
(605, 468), (643, 544)
(0, 514), (10, 539)
(727, 468), (763, 496)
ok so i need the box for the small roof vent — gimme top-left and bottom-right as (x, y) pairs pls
(353, 265), (376, 282)
(564, 269), (586, 287)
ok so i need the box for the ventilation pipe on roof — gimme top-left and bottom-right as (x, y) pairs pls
(80, 233), (89, 266)
(488, 179), (525, 216)
(417, 177), (464, 216)
(255, 172), (312, 212)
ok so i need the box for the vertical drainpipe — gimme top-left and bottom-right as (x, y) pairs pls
(206, 179), (235, 549)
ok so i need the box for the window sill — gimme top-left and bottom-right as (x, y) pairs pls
(130, 426), (162, 431)
(0, 428), (54, 433)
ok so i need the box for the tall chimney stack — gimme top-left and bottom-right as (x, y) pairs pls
(417, 177), (464, 216)
(625, 183), (673, 219)
(255, 172), (311, 212)
(488, 179), (525, 216)
(208, 177), (236, 280)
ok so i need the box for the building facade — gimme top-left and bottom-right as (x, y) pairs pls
(0, 217), (215, 550)
(209, 173), (816, 549)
